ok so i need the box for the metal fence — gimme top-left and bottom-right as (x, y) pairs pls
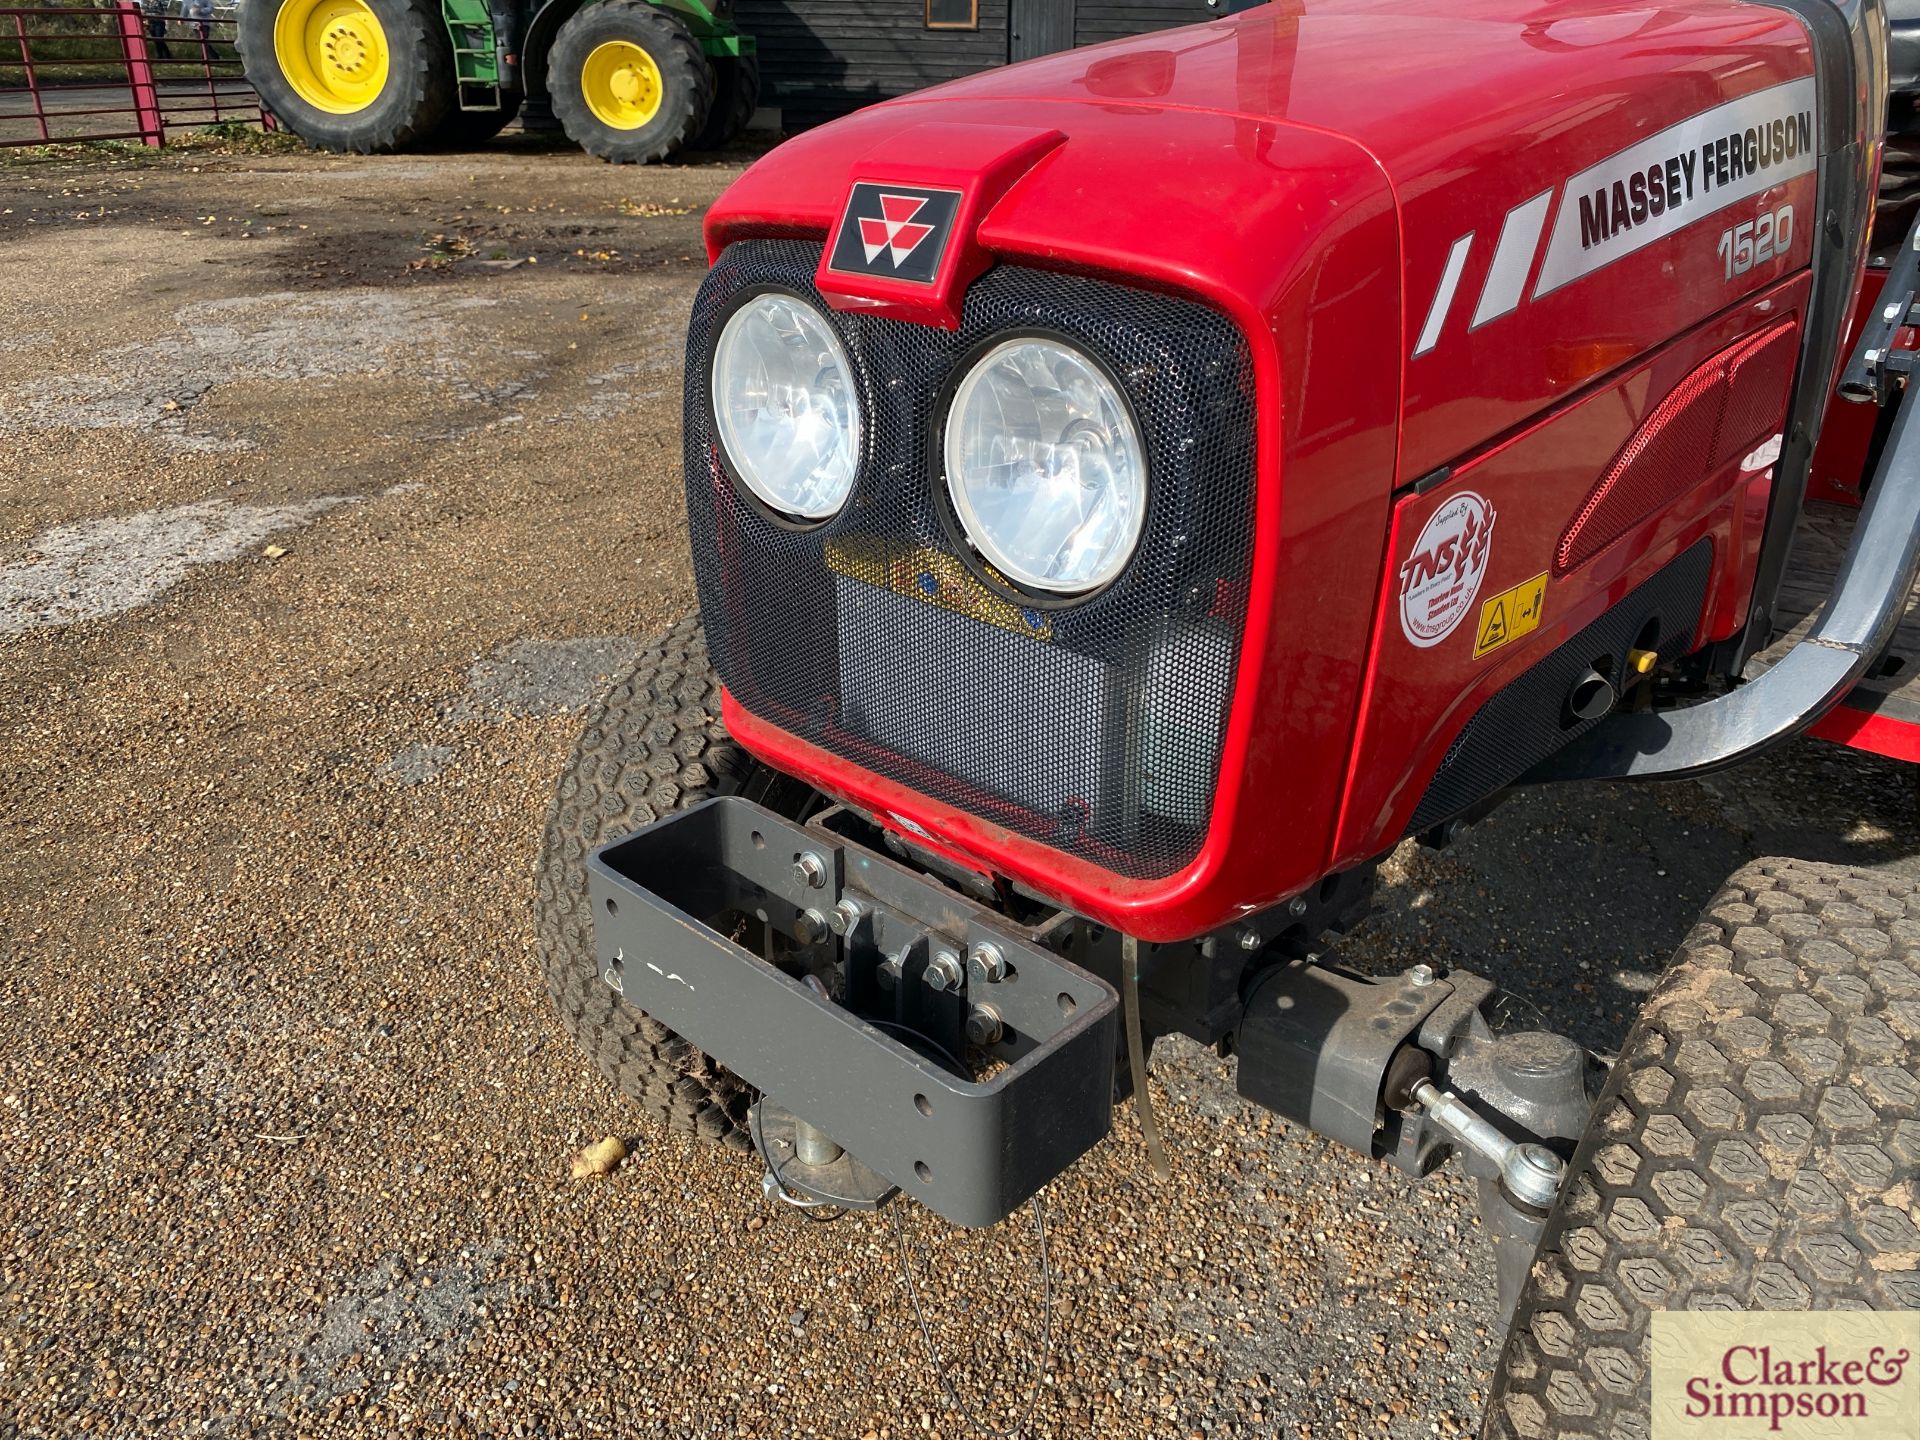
(0, 1), (264, 148)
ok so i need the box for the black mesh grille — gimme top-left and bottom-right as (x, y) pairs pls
(685, 240), (1257, 880)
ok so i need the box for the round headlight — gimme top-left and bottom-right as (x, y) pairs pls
(711, 293), (861, 521)
(943, 338), (1146, 595)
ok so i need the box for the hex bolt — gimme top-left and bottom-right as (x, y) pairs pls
(968, 941), (1006, 985)
(1887, 302), (1904, 322)
(964, 1004), (1004, 1048)
(877, 948), (907, 991)
(923, 949), (964, 993)
(1287, 896), (1309, 918)
(792, 852), (828, 890)
(793, 908), (830, 945)
(1407, 962), (1436, 987)
(828, 898), (864, 937)
(1238, 928), (1263, 952)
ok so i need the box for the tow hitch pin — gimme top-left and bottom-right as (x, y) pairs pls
(1409, 1079), (1565, 1210)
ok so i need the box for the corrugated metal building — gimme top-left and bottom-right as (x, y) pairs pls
(735, 1), (1240, 128)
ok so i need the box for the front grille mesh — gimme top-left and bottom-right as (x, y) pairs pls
(684, 240), (1256, 880)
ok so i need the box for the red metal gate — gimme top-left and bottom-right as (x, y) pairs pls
(0, 2), (264, 148)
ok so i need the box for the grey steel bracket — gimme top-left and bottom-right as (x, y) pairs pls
(587, 797), (1119, 1228)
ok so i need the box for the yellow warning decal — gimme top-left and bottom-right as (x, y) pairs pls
(1473, 572), (1547, 659)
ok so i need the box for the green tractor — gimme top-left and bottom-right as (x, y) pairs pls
(237, 0), (757, 162)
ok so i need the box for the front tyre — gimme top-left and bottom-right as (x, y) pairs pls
(534, 618), (765, 1149)
(238, 0), (454, 153)
(547, 0), (712, 164)
(1484, 857), (1920, 1438)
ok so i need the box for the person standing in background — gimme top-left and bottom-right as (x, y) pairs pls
(143, 0), (173, 60)
(180, 0), (214, 65)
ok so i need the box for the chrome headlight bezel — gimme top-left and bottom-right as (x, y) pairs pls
(937, 331), (1151, 601)
(708, 287), (864, 525)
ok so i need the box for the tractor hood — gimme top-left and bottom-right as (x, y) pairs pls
(705, 0), (1817, 484)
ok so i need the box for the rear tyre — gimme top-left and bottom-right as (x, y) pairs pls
(689, 52), (759, 150)
(238, 0), (454, 153)
(548, 0), (712, 164)
(1483, 857), (1920, 1438)
(430, 90), (523, 147)
(534, 618), (772, 1150)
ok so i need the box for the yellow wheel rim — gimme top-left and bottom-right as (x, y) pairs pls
(273, 0), (390, 115)
(581, 40), (664, 129)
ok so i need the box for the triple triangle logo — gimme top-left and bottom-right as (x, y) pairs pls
(826, 182), (962, 286)
(859, 193), (936, 267)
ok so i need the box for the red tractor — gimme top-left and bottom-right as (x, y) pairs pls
(535, 0), (1920, 1432)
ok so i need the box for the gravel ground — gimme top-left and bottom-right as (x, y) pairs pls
(3, 142), (1918, 1440)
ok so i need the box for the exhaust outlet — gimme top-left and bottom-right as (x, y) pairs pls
(1566, 667), (1616, 723)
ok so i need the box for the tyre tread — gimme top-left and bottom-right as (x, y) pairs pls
(1484, 857), (1920, 1438)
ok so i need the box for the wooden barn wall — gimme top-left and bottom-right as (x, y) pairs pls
(1074, 1), (1224, 47)
(734, 1), (1014, 126)
(736, 1), (1225, 126)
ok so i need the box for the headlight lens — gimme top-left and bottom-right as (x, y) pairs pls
(944, 338), (1146, 594)
(711, 293), (861, 521)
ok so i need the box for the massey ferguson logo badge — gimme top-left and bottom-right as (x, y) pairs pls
(1399, 491), (1496, 647)
(827, 183), (962, 286)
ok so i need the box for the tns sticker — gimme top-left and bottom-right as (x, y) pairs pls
(1399, 492), (1496, 648)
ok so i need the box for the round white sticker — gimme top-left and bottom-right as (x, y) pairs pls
(1398, 490), (1497, 648)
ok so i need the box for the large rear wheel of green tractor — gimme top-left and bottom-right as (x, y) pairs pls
(238, 0), (454, 153)
(548, 0), (712, 164)
(1483, 857), (1920, 1438)
(690, 52), (759, 150)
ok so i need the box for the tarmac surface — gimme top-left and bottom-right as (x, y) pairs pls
(2, 138), (1918, 1440)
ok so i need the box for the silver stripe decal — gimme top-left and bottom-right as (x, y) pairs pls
(1413, 232), (1473, 358)
(1471, 189), (1553, 329)
(1534, 77), (1817, 297)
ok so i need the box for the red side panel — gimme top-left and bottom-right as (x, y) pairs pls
(1557, 321), (1798, 574)
(1334, 275), (1810, 864)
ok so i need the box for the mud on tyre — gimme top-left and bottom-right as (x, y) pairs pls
(534, 618), (764, 1149)
(1484, 857), (1920, 1438)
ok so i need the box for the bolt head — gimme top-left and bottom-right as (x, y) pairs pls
(1287, 896), (1309, 918)
(923, 950), (963, 992)
(1408, 963), (1436, 987)
(1238, 928), (1263, 952)
(964, 1005), (1004, 1047)
(793, 908), (829, 945)
(792, 852), (827, 889)
(968, 941), (1007, 984)
(828, 899), (862, 937)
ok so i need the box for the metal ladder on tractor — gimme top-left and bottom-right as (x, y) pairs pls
(441, 0), (501, 111)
